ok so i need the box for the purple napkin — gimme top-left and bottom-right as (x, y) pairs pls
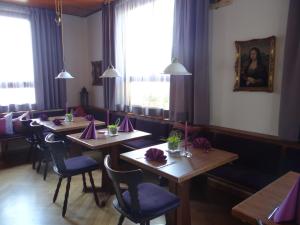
(85, 114), (94, 121)
(80, 120), (97, 139)
(273, 177), (300, 224)
(119, 116), (134, 132)
(53, 118), (62, 126)
(40, 113), (49, 121)
(145, 148), (167, 163)
(193, 137), (211, 151)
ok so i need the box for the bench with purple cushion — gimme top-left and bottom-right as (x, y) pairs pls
(197, 130), (282, 193)
(123, 118), (171, 150)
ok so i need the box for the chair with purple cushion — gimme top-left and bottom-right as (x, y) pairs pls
(104, 155), (180, 225)
(45, 133), (101, 217)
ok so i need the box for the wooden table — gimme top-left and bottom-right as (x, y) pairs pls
(67, 129), (151, 199)
(36, 116), (105, 134)
(232, 171), (300, 225)
(120, 143), (238, 225)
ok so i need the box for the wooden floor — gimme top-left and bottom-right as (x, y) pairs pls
(0, 162), (246, 225)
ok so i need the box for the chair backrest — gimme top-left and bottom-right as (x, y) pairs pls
(104, 155), (143, 215)
(45, 133), (67, 174)
(30, 121), (45, 145)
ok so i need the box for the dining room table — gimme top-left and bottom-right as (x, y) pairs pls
(232, 171), (300, 225)
(120, 143), (239, 225)
(66, 129), (151, 204)
(36, 116), (105, 134)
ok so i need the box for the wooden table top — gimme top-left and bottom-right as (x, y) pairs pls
(232, 171), (300, 225)
(67, 129), (151, 149)
(36, 116), (105, 133)
(120, 143), (238, 183)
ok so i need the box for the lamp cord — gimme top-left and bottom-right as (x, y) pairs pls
(108, 0), (112, 68)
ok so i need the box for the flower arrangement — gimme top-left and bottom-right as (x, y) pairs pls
(65, 113), (73, 122)
(166, 132), (182, 150)
(107, 118), (120, 135)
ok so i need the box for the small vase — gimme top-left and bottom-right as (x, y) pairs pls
(108, 126), (118, 136)
(168, 142), (179, 151)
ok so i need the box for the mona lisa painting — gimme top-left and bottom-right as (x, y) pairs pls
(234, 36), (276, 92)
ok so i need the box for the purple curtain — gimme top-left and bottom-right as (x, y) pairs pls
(278, 0), (300, 141)
(102, 3), (116, 110)
(170, 0), (210, 125)
(30, 8), (66, 110)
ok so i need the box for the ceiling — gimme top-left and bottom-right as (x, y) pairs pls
(0, 0), (107, 17)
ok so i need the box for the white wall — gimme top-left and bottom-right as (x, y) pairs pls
(87, 11), (105, 108)
(62, 14), (91, 107)
(210, 0), (289, 135)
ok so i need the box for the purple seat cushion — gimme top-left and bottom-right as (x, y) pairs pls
(209, 164), (277, 191)
(122, 183), (180, 216)
(64, 156), (99, 175)
(135, 119), (170, 139)
(124, 138), (164, 149)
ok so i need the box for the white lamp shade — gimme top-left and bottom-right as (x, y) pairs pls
(101, 65), (120, 78)
(55, 70), (74, 79)
(163, 58), (192, 75)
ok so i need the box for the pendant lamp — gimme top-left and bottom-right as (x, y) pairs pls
(163, 58), (192, 75)
(54, 0), (74, 79)
(101, 0), (120, 78)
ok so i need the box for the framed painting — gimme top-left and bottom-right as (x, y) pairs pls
(234, 36), (276, 92)
(91, 61), (103, 86)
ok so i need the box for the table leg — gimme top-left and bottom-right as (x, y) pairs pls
(166, 180), (191, 225)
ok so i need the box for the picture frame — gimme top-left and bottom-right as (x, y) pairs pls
(234, 36), (276, 92)
(91, 61), (103, 86)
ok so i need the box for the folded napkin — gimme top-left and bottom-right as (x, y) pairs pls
(73, 106), (87, 117)
(145, 148), (167, 163)
(85, 114), (94, 121)
(193, 137), (211, 151)
(80, 120), (97, 139)
(119, 116), (134, 132)
(273, 177), (300, 224)
(53, 118), (63, 126)
(40, 113), (49, 121)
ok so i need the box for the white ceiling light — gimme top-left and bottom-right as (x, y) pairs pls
(101, 0), (120, 78)
(163, 58), (192, 75)
(54, 0), (74, 79)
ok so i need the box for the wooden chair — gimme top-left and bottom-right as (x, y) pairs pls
(104, 155), (180, 225)
(45, 133), (100, 217)
(30, 121), (51, 180)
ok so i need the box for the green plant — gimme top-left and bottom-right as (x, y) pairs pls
(166, 132), (181, 150)
(107, 118), (120, 135)
(65, 113), (73, 122)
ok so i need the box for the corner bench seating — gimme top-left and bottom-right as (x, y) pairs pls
(2, 106), (300, 197)
(0, 109), (65, 163)
(87, 107), (300, 195)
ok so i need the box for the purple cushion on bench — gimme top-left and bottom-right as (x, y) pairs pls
(122, 183), (180, 216)
(124, 139), (164, 149)
(135, 119), (170, 139)
(209, 164), (277, 190)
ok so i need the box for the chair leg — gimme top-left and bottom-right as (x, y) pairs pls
(36, 151), (42, 173)
(53, 177), (63, 203)
(31, 146), (36, 169)
(118, 215), (125, 225)
(88, 171), (100, 207)
(62, 177), (71, 217)
(43, 161), (49, 180)
(82, 173), (87, 192)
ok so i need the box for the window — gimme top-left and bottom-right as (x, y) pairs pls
(115, 0), (174, 111)
(0, 15), (35, 106)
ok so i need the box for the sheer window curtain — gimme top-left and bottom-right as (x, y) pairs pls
(114, 0), (174, 116)
(0, 3), (35, 112)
